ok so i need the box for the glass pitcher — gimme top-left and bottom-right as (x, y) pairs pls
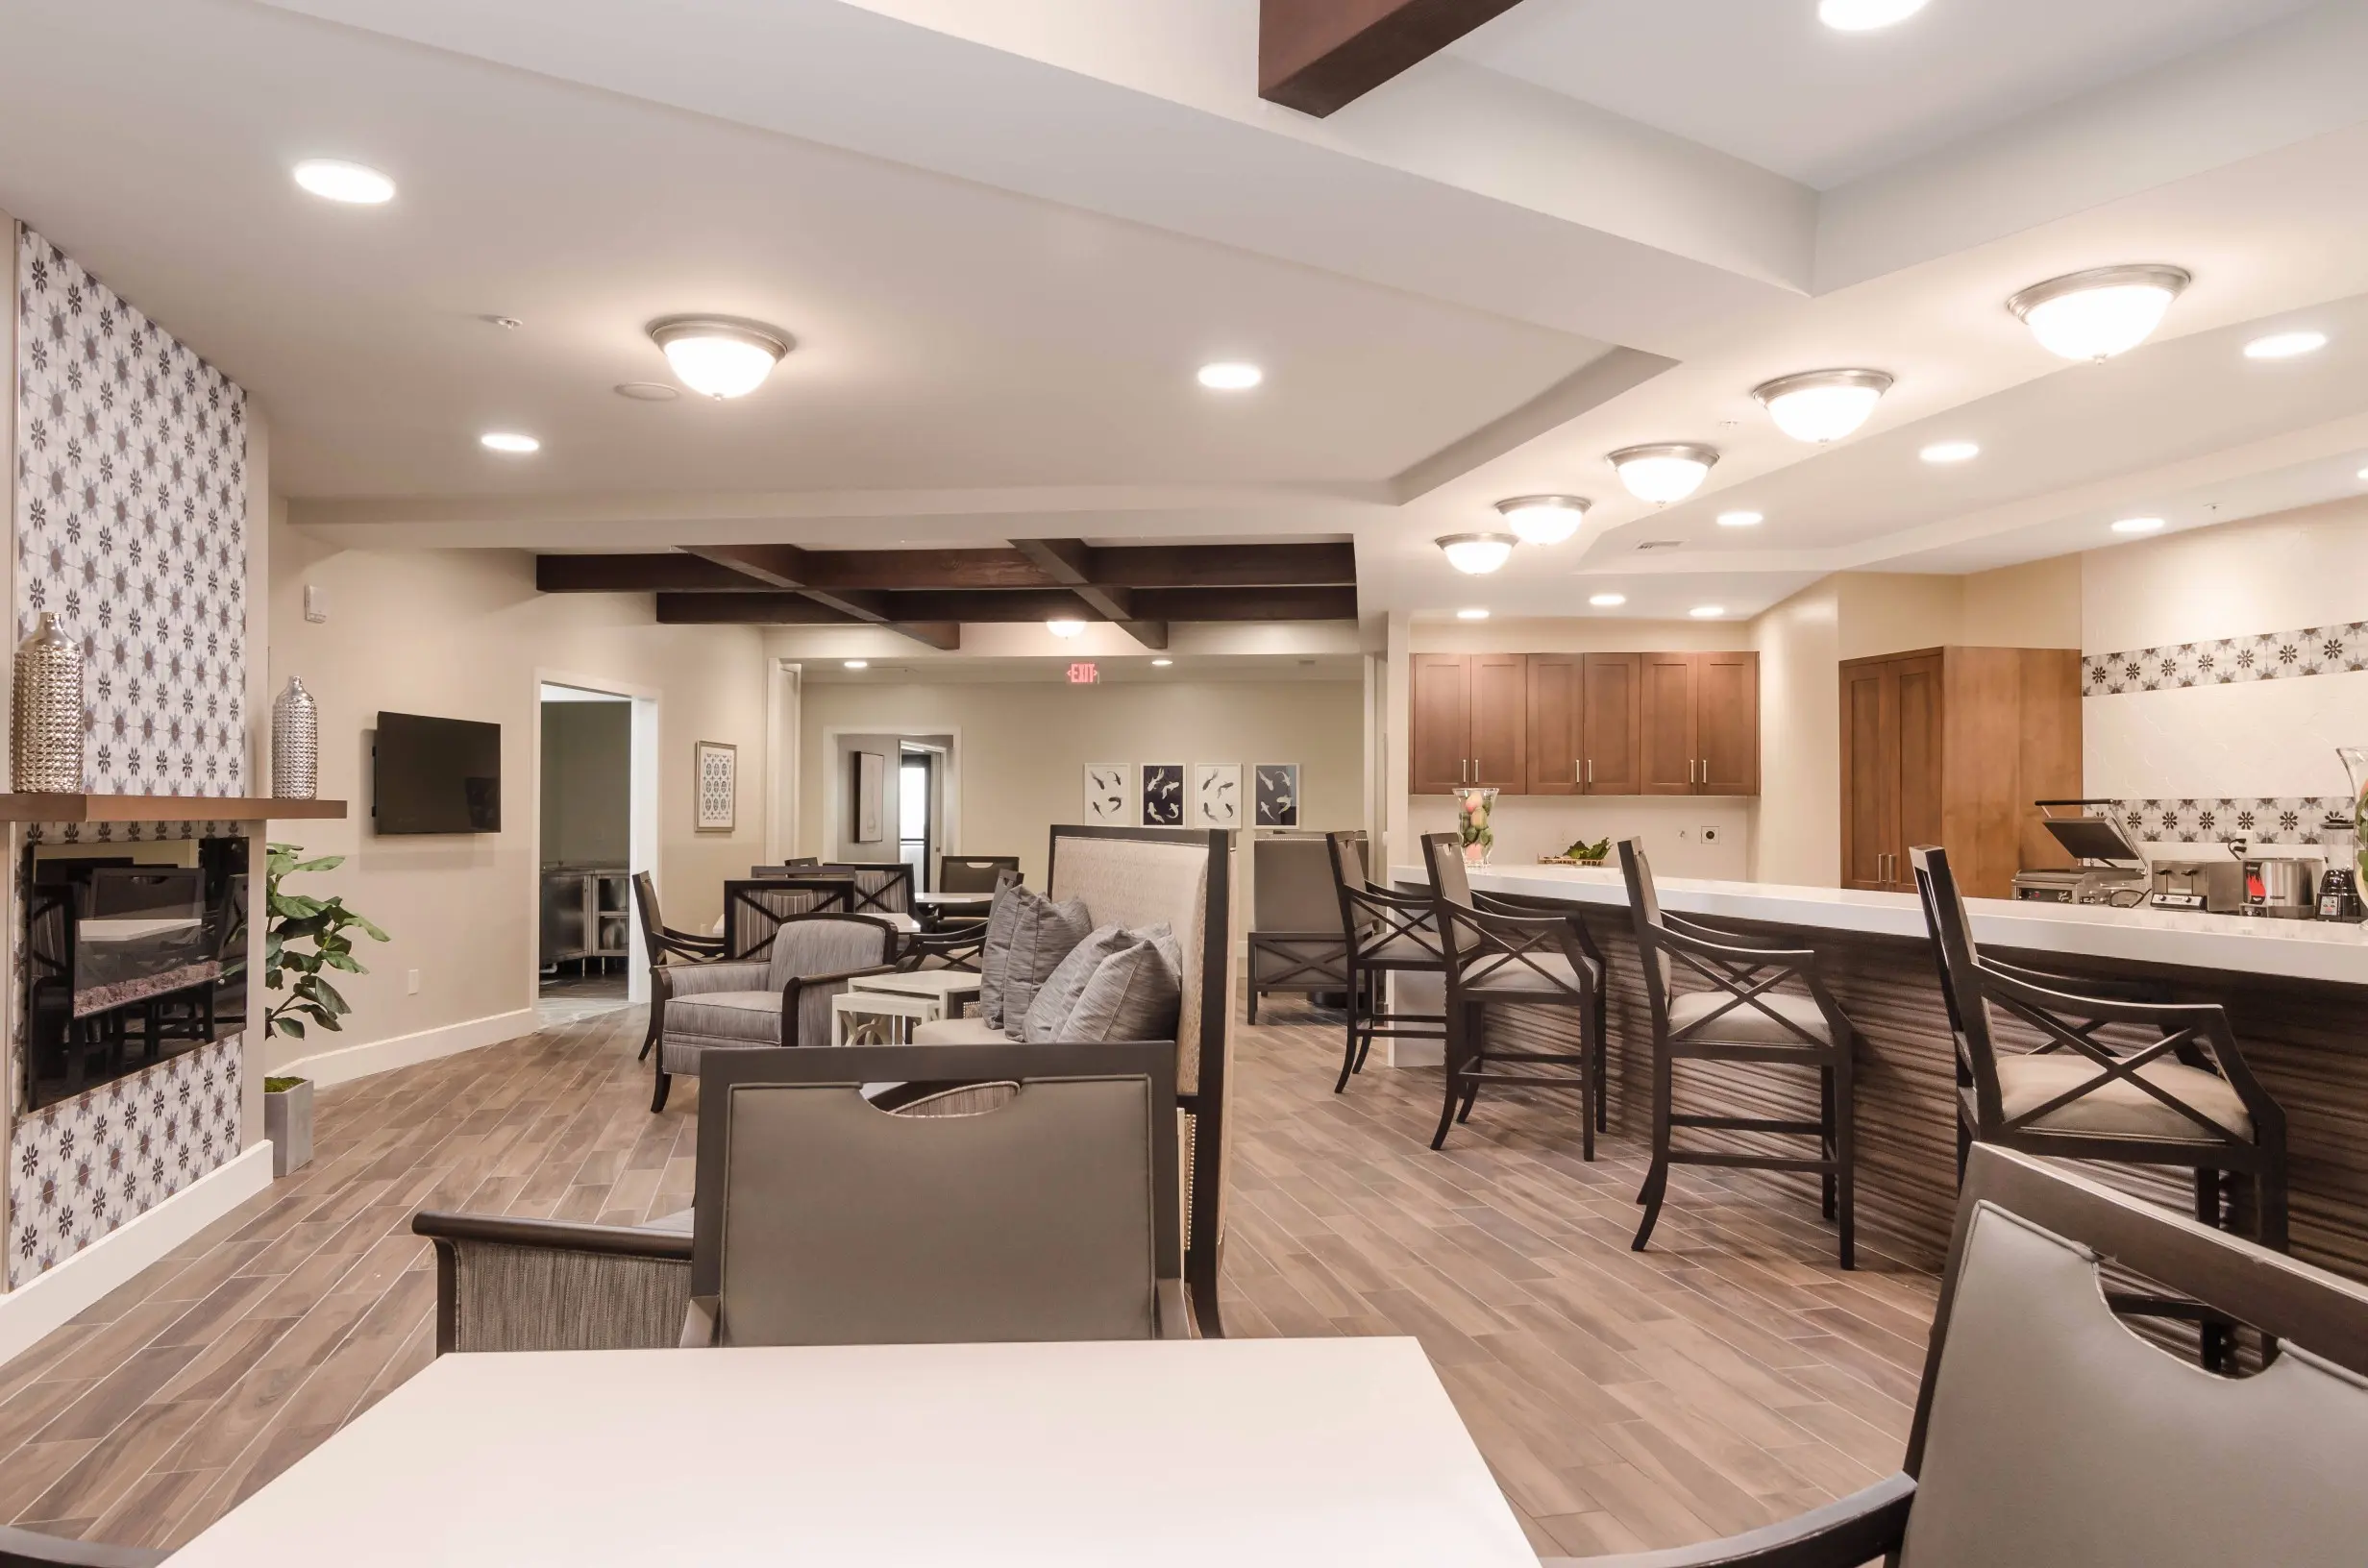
(2340, 747), (2368, 919)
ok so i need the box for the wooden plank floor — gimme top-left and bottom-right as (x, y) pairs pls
(0, 1000), (1935, 1558)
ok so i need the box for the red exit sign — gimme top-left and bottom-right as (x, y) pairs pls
(1067, 661), (1099, 685)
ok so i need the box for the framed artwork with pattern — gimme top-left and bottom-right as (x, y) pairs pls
(696, 741), (737, 832)
(1139, 763), (1185, 826)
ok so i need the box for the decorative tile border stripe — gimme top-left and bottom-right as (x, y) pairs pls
(2113, 796), (2345, 847)
(2084, 623), (2368, 695)
(24, 821), (244, 844)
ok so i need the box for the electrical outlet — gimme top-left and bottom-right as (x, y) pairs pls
(407, 968), (422, 995)
(1701, 825), (1722, 845)
(303, 584), (328, 624)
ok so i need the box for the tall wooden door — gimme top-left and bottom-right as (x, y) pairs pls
(1839, 657), (1896, 890)
(1523, 654), (1582, 796)
(1640, 652), (1698, 796)
(1409, 654), (1469, 795)
(1893, 652), (1946, 879)
(1695, 651), (1760, 795)
(1468, 653), (1529, 790)
(1580, 653), (1642, 795)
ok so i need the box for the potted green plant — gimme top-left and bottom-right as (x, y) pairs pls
(261, 843), (389, 1174)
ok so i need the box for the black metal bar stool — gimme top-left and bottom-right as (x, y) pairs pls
(1419, 834), (1604, 1157)
(1618, 838), (1859, 1268)
(1323, 831), (1445, 1094)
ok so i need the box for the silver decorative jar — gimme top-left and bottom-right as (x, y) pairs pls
(12, 612), (85, 794)
(271, 676), (320, 799)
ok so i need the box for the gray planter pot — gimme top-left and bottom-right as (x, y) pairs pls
(264, 1078), (313, 1177)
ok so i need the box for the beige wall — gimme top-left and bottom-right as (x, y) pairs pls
(266, 523), (769, 1069)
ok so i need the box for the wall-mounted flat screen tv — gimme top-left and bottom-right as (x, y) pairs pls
(374, 712), (502, 834)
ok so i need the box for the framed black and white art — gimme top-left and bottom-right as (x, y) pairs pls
(1139, 764), (1185, 826)
(1083, 764), (1129, 825)
(1254, 764), (1299, 828)
(1192, 764), (1242, 828)
(695, 741), (737, 832)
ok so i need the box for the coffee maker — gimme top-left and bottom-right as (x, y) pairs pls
(2320, 810), (2363, 920)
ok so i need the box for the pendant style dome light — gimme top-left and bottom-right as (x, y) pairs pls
(1608, 444), (1717, 504)
(1492, 495), (1590, 545)
(1751, 369), (1892, 444)
(1437, 533), (1517, 576)
(2007, 265), (2190, 362)
(649, 316), (793, 399)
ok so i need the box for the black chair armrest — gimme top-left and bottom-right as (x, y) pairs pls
(1543, 1473), (1913, 1568)
(1650, 919), (1819, 969)
(1662, 910), (1797, 952)
(900, 931), (986, 971)
(1982, 957), (2172, 1005)
(411, 1211), (695, 1260)
(1471, 891), (1609, 968)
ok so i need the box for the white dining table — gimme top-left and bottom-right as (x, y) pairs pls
(170, 1337), (1535, 1568)
(913, 889), (995, 907)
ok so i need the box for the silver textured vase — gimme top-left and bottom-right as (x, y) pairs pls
(12, 612), (85, 794)
(271, 676), (319, 799)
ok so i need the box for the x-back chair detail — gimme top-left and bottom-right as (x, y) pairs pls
(1418, 833), (1607, 1157)
(1619, 837), (1860, 1268)
(1323, 830), (1446, 1094)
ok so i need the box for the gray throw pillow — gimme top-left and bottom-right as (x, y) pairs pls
(1061, 927), (1182, 1043)
(976, 884), (1024, 1027)
(1021, 923), (1136, 1043)
(998, 890), (1093, 1032)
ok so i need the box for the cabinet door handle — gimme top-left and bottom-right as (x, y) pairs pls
(1586, 758), (1593, 786)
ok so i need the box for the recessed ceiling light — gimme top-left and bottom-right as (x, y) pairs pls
(1196, 361), (1263, 391)
(292, 159), (394, 205)
(1588, 593), (1627, 607)
(2244, 331), (2328, 360)
(1455, 607), (1491, 621)
(1750, 369), (1892, 443)
(480, 431), (539, 453)
(2110, 516), (2165, 534)
(1690, 605), (1727, 619)
(2008, 264), (2191, 361)
(1716, 510), (1764, 528)
(1151, 657), (1173, 667)
(1921, 440), (1981, 464)
(1493, 495), (1589, 545)
(1608, 444), (1718, 504)
(649, 316), (792, 399)
(1437, 533), (1517, 575)
(1047, 618), (1087, 638)
(843, 659), (870, 671)
(615, 381), (679, 402)
(1819, 0), (1928, 30)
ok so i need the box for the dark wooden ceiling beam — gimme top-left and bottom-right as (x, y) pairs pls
(654, 593), (860, 625)
(1011, 538), (1169, 650)
(536, 554), (756, 593)
(1260, 0), (1529, 116)
(1095, 542), (1356, 587)
(1132, 585), (1360, 622)
(538, 542), (1355, 594)
(652, 585), (1352, 626)
(684, 544), (954, 649)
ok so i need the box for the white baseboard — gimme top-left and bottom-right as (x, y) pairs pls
(274, 1006), (539, 1090)
(0, 1142), (274, 1367)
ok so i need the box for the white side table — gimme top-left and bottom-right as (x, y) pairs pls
(829, 989), (942, 1046)
(848, 969), (982, 1015)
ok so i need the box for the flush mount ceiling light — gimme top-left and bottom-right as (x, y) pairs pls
(1046, 618), (1087, 638)
(614, 381), (679, 402)
(1608, 444), (1717, 504)
(1588, 593), (1627, 607)
(2110, 516), (2165, 534)
(2245, 331), (2328, 360)
(292, 159), (394, 204)
(1690, 605), (1727, 619)
(479, 431), (539, 453)
(1493, 495), (1590, 545)
(648, 316), (792, 399)
(1920, 439), (1981, 464)
(1196, 361), (1263, 391)
(1151, 657), (1174, 667)
(2008, 264), (2191, 361)
(1437, 533), (1517, 575)
(1455, 607), (1491, 621)
(843, 660), (870, 671)
(1819, 0), (1929, 30)
(1751, 369), (1893, 443)
(1716, 510), (1764, 528)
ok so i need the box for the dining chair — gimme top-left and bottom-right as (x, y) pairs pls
(938, 854), (1020, 894)
(1618, 837), (1860, 1268)
(901, 867), (1018, 970)
(1246, 833), (1354, 1024)
(0, 1526), (164, 1568)
(1542, 1143), (2368, 1568)
(818, 860), (914, 915)
(648, 913), (898, 1112)
(682, 1043), (1187, 1346)
(722, 877), (855, 956)
(630, 871), (728, 1064)
(1418, 833), (1604, 1156)
(1323, 829), (1445, 1094)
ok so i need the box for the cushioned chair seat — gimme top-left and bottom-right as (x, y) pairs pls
(1465, 951), (1598, 996)
(1360, 932), (1443, 965)
(666, 991), (783, 1045)
(910, 1015), (1009, 1045)
(1995, 1053), (2254, 1141)
(1666, 988), (1832, 1045)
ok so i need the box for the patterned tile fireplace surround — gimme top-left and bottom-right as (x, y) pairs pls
(5, 227), (251, 1287)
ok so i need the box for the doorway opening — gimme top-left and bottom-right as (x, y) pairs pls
(899, 748), (935, 891)
(536, 681), (653, 1024)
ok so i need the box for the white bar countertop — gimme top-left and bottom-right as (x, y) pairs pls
(1391, 862), (2368, 989)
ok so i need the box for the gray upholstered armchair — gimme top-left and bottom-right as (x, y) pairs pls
(1544, 1143), (2368, 1566)
(649, 912), (897, 1111)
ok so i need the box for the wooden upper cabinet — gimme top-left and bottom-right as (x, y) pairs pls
(1640, 652), (1698, 796)
(1893, 652), (1945, 867)
(1695, 651), (1760, 795)
(1523, 654), (1583, 796)
(1409, 653), (1469, 795)
(1468, 653), (1528, 790)
(1580, 653), (1642, 795)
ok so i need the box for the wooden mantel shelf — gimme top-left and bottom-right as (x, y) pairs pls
(0, 795), (349, 823)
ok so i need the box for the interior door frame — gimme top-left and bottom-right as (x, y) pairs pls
(532, 670), (661, 1005)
